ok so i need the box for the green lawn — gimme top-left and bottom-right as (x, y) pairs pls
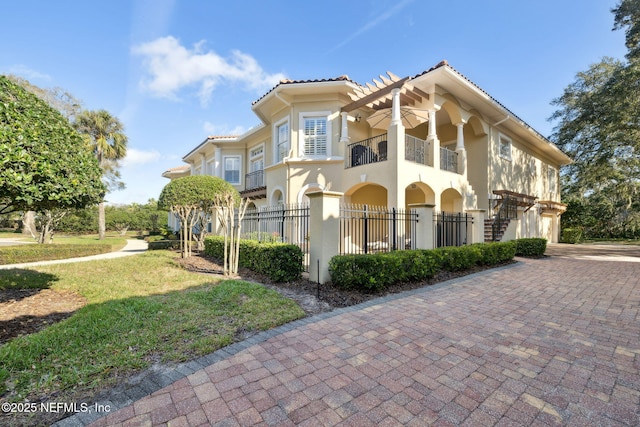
(0, 250), (305, 405)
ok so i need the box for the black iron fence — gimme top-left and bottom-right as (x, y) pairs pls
(434, 212), (473, 248)
(339, 204), (417, 254)
(239, 203), (310, 271)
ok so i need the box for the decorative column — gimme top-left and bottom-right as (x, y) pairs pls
(308, 190), (343, 284)
(387, 88), (405, 210)
(391, 88), (401, 127)
(427, 109), (440, 170)
(340, 112), (349, 143)
(455, 122), (467, 176)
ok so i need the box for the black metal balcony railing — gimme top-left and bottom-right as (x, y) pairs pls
(440, 147), (458, 173)
(345, 134), (388, 169)
(244, 170), (264, 190)
(405, 135), (430, 166)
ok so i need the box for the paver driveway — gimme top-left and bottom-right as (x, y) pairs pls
(64, 249), (640, 426)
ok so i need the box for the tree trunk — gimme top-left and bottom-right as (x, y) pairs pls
(22, 211), (36, 237)
(98, 201), (106, 240)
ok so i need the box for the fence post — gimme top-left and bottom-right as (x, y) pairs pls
(408, 204), (435, 250)
(307, 190), (343, 284)
(466, 209), (486, 244)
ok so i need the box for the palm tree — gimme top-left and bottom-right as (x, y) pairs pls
(75, 109), (128, 239)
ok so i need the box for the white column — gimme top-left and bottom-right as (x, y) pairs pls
(428, 110), (438, 140)
(455, 122), (467, 176)
(189, 162), (195, 175)
(340, 112), (349, 143)
(455, 123), (465, 152)
(391, 88), (401, 127)
(427, 109), (440, 170)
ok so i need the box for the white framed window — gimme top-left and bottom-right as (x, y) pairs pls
(548, 166), (557, 195)
(299, 112), (332, 157)
(223, 156), (241, 184)
(499, 134), (512, 161)
(274, 119), (290, 163)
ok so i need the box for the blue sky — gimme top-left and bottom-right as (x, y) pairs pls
(0, 0), (628, 205)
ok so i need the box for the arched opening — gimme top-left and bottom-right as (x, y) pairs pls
(347, 183), (388, 208)
(441, 188), (463, 213)
(405, 182), (436, 208)
(270, 189), (284, 206)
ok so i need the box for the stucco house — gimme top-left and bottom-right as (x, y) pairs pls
(163, 60), (571, 243)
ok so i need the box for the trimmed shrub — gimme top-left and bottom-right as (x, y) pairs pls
(147, 240), (181, 250)
(329, 242), (517, 293)
(561, 228), (583, 244)
(474, 241), (517, 265)
(204, 236), (303, 282)
(0, 244), (116, 265)
(515, 238), (547, 257)
(434, 245), (482, 271)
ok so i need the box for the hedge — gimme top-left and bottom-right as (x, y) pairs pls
(204, 236), (303, 282)
(514, 238), (547, 257)
(561, 228), (582, 244)
(147, 240), (181, 250)
(329, 241), (517, 293)
(0, 244), (117, 265)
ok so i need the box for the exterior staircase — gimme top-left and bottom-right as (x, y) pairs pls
(484, 218), (510, 242)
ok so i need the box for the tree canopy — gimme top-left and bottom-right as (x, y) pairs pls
(74, 109), (128, 239)
(0, 75), (105, 215)
(550, 0), (640, 238)
(158, 175), (240, 257)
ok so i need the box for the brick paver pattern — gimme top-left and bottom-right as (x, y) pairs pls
(91, 256), (640, 426)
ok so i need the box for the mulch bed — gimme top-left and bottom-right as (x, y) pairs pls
(176, 253), (507, 316)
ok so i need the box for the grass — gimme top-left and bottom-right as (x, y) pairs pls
(0, 236), (128, 265)
(0, 250), (305, 404)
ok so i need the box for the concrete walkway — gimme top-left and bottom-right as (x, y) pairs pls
(51, 246), (640, 427)
(0, 239), (148, 270)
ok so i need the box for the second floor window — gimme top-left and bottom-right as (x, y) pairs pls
(276, 122), (289, 162)
(224, 156), (240, 184)
(499, 135), (512, 161)
(303, 117), (327, 156)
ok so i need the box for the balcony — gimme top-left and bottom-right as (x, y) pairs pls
(240, 170), (266, 199)
(440, 147), (458, 173)
(405, 135), (431, 166)
(345, 134), (388, 169)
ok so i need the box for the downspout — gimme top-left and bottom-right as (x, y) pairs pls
(274, 88), (291, 107)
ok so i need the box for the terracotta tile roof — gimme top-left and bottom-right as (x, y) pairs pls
(206, 135), (239, 140)
(412, 60), (555, 145)
(164, 165), (190, 172)
(252, 75), (357, 105)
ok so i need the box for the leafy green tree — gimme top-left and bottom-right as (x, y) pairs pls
(158, 175), (239, 258)
(75, 109), (128, 240)
(0, 76), (105, 241)
(613, 0), (640, 62)
(550, 1), (640, 238)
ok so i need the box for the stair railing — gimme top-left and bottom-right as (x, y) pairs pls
(491, 195), (518, 242)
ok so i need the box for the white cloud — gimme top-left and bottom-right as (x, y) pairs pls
(121, 148), (161, 167)
(132, 36), (286, 105)
(4, 64), (52, 81)
(203, 121), (247, 136)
